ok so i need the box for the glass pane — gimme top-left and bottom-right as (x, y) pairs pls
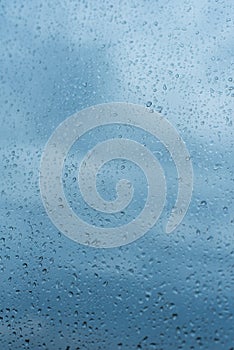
(1, 0), (233, 349)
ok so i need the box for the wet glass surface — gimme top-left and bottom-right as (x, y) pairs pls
(0, 1), (233, 349)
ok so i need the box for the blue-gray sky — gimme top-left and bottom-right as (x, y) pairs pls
(0, 0), (233, 349)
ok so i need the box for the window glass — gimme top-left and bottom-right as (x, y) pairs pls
(1, 1), (233, 349)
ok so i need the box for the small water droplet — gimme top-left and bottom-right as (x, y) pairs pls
(146, 101), (152, 107)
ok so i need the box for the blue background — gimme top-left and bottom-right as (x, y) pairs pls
(0, 0), (233, 349)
